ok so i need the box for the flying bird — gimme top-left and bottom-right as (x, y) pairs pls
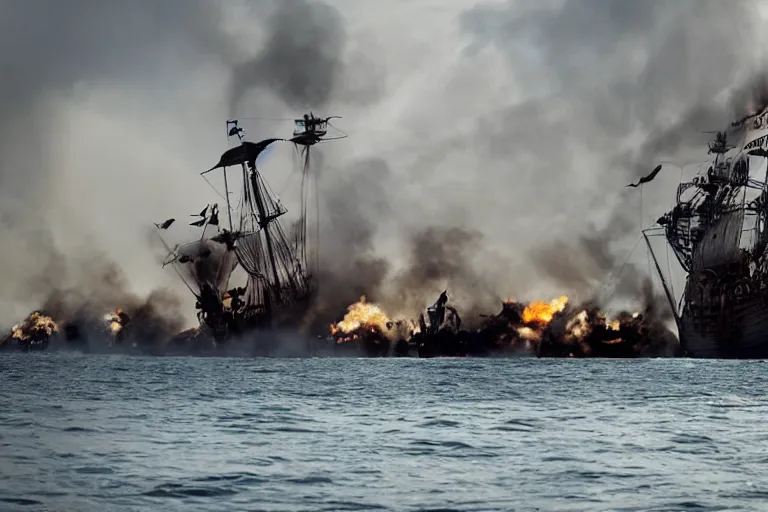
(154, 218), (175, 230)
(189, 218), (207, 227)
(627, 165), (663, 188)
(192, 205), (209, 218)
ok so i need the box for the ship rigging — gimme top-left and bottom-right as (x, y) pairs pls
(155, 114), (345, 341)
(642, 105), (768, 358)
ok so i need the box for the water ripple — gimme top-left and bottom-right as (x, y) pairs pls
(1, 355), (766, 511)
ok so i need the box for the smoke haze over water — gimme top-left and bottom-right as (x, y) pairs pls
(1, 0), (767, 330)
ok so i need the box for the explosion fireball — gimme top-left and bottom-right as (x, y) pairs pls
(2, 312), (60, 351)
(330, 295), (393, 343)
(521, 296), (569, 325)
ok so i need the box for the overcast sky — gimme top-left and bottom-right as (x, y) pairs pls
(1, 0), (766, 326)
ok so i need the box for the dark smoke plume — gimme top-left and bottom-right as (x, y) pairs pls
(229, 0), (346, 112)
(0, 0), (232, 324)
(0, 0), (382, 329)
(306, 157), (392, 330)
(26, 248), (185, 351)
(384, 226), (501, 323)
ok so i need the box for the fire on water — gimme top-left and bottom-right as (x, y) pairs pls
(328, 293), (674, 358)
(2, 291), (678, 358)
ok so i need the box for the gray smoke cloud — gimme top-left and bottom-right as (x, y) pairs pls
(2, 0), (767, 338)
(0, 0), (380, 330)
(0, 0), (230, 325)
(229, 0), (346, 112)
(451, 0), (767, 305)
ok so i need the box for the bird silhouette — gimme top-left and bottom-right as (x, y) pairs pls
(154, 218), (175, 230)
(192, 205), (209, 218)
(627, 164), (663, 188)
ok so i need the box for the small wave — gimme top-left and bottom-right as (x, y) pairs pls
(410, 440), (475, 450)
(144, 483), (238, 498)
(669, 433), (714, 444)
(652, 501), (716, 510)
(194, 473), (266, 486)
(0, 497), (43, 506)
(62, 426), (101, 433)
(491, 418), (540, 432)
(269, 426), (323, 433)
(318, 500), (388, 510)
(418, 419), (460, 428)
(285, 475), (333, 485)
(74, 466), (115, 475)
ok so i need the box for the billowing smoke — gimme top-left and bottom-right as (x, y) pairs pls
(306, 157), (391, 331)
(229, 0), (346, 112)
(0, 0), (376, 331)
(451, 0), (767, 308)
(2, 0), (767, 350)
(20, 246), (185, 351)
(383, 226), (501, 323)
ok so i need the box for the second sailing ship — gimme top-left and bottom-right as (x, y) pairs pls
(647, 105), (768, 358)
(157, 113), (344, 343)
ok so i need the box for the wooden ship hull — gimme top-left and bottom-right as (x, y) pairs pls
(678, 276), (768, 358)
(679, 303), (768, 358)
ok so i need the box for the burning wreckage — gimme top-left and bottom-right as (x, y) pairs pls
(0, 113), (680, 358)
(1, 289), (680, 358)
(0, 308), (131, 353)
(328, 292), (681, 358)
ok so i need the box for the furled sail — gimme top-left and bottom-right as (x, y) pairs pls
(234, 231), (264, 279)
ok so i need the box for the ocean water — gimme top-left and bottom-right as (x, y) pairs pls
(2, 355), (767, 511)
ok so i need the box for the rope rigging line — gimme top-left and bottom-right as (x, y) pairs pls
(595, 235), (643, 304)
(641, 185), (653, 281)
(202, 173), (229, 202)
(664, 163), (687, 302)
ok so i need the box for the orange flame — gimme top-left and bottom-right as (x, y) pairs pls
(103, 307), (129, 336)
(522, 296), (568, 325)
(330, 296), (392, 337)
(11, 312), (58, 341)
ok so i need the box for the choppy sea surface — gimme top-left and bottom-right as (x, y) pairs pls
(2, 355), (768, 511)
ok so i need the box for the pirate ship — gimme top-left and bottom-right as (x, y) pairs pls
(646, 105), (768, 358)
(156, 113), (345, 343)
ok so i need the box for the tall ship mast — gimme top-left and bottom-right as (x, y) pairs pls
(156, 113), (345, 342)
(647, 105), (768, 358)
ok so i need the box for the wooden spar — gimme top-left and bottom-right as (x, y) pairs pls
(223, 167), (233, 232)
(643, 230), (681, 328)
(248, 161), (282, 301)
